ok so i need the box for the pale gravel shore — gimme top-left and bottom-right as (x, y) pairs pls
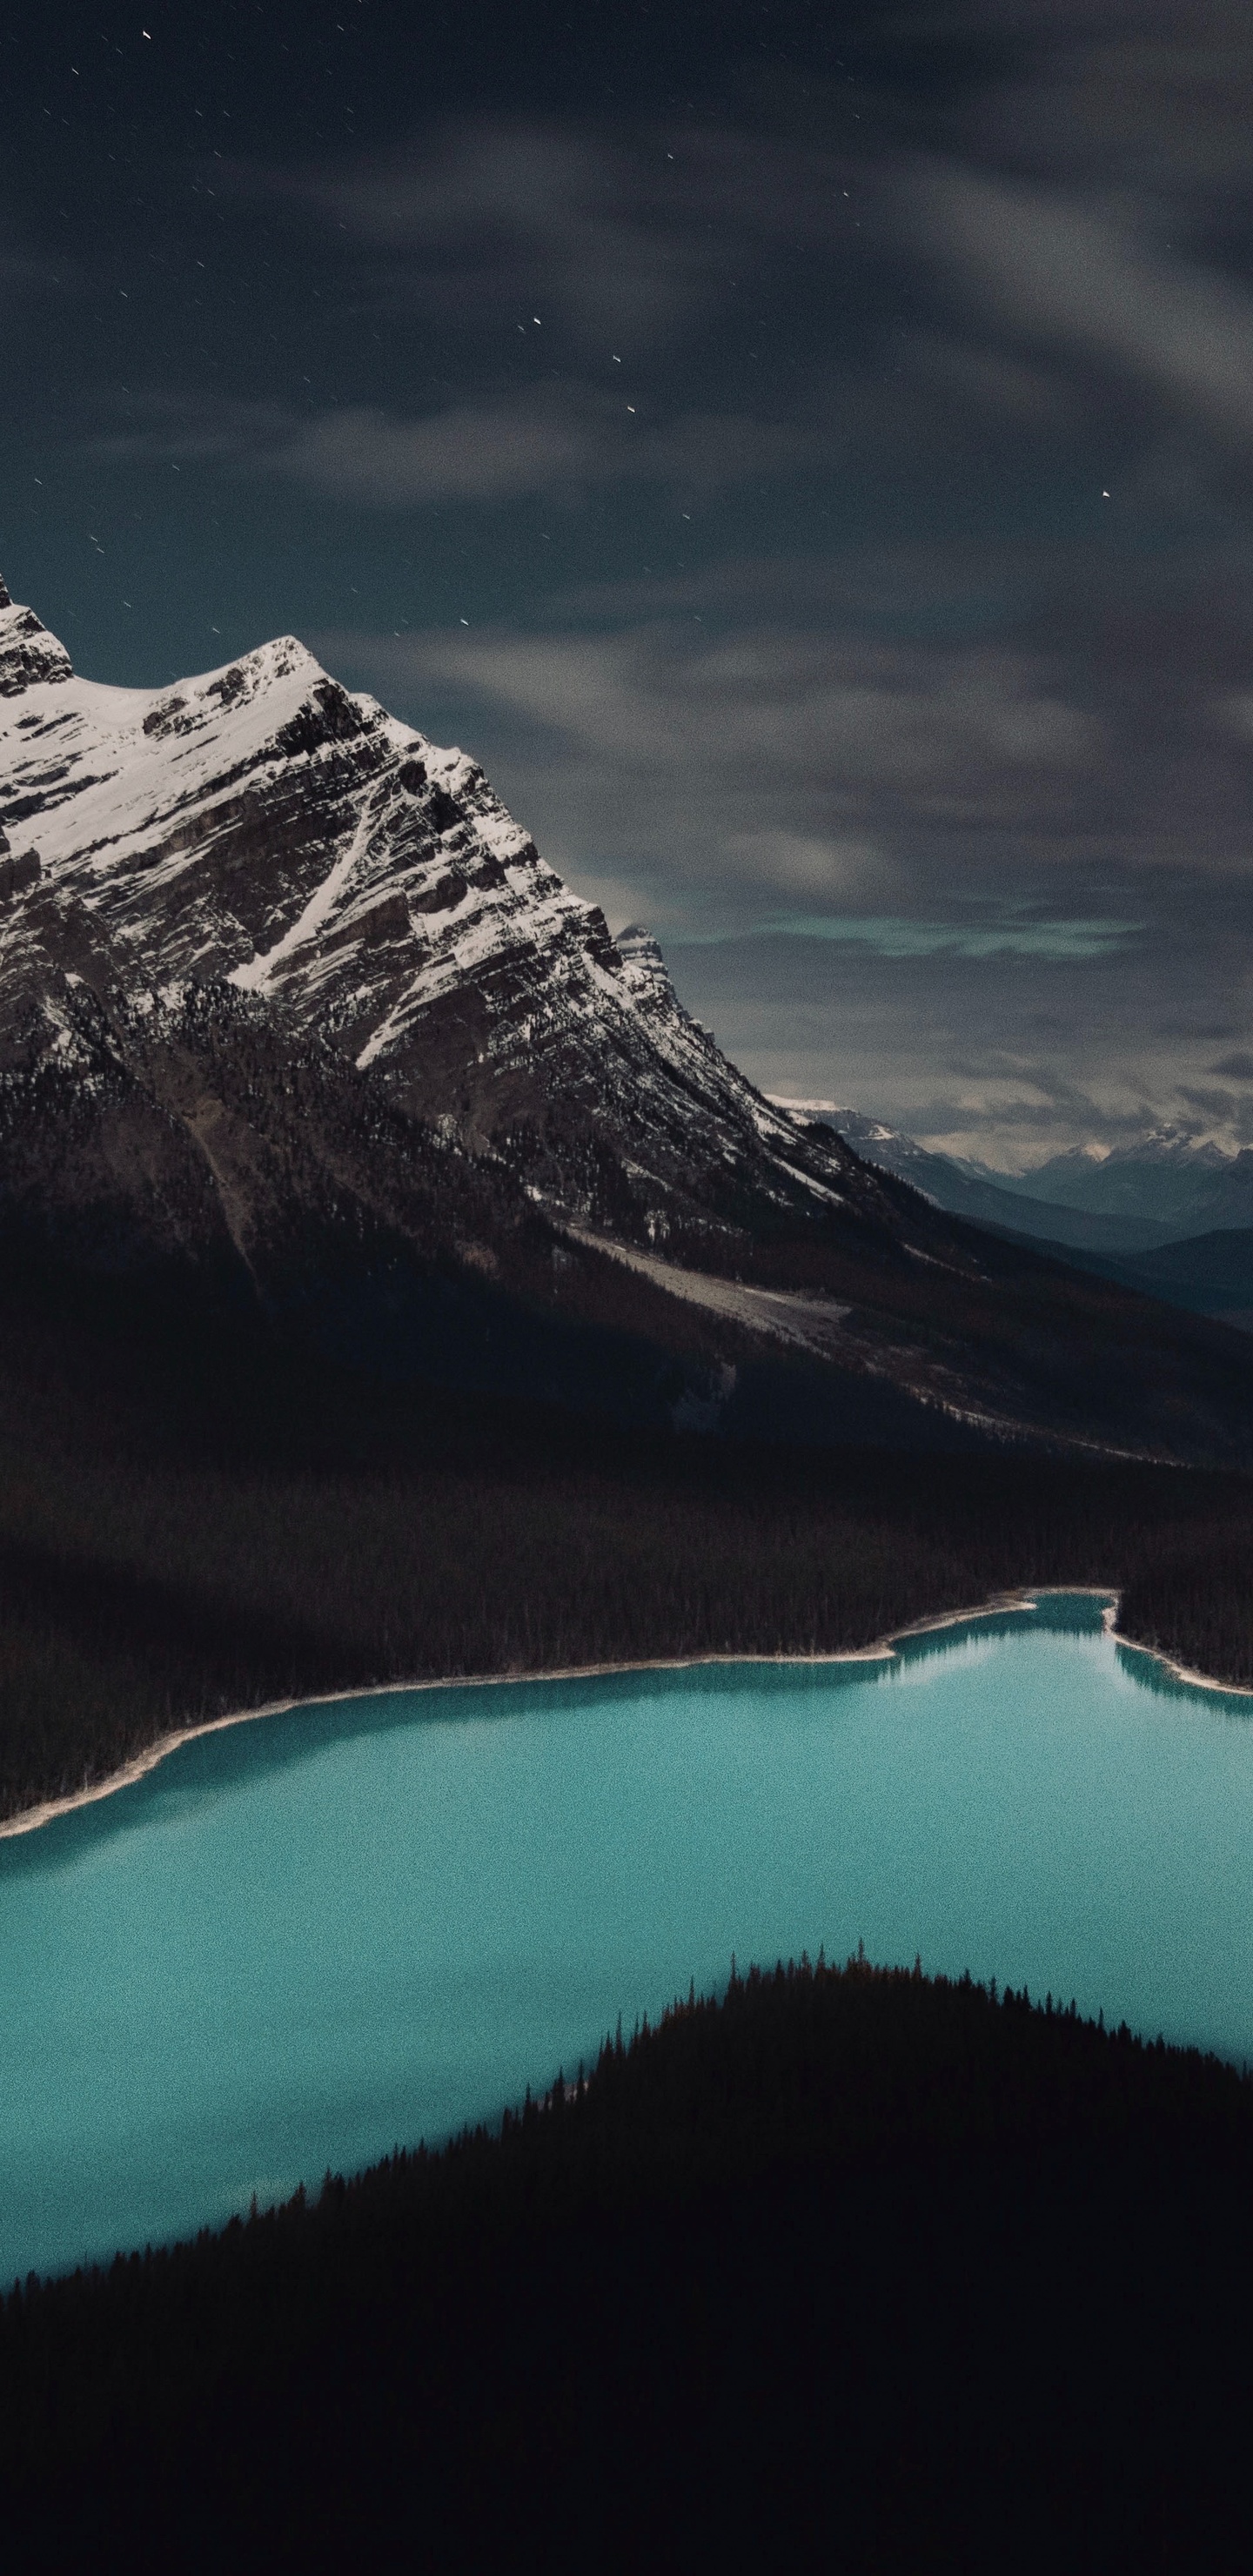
(5, 1581), (1236, 1848)
(1105, 1614), (1253, 1698)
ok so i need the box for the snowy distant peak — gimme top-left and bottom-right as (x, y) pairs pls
(776, 1105), (1253, 1208)
(1103, 1127), (1235, 1171)
(823, 1109), (899, 1148)
(768, 1095), (852, 1120)
(0, 588), (75, 698)
(769, 1098), (875, 1126)
(0, 574), (10, 608)
(769, 1098), (921, 1155)
(1018, 1129), (1239, 1187)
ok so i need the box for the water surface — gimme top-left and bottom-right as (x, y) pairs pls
(3, 1593), (1251, 2281)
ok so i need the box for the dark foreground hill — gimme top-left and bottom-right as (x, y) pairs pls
(1022, 1224), (1253, 1333)
(5, 1955), (1253, 2574)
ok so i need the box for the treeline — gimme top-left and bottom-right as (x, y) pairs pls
(4, 1955), (1253, 2570)
(1119, 1535), (1253, 1686)
(1, 1252), (1252, 1821)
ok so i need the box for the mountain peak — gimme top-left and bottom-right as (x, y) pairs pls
(0, 599), (871, 1247)
(613, 923), (684, 1007)
(1107, 1126), (1234, 1171)
(0, 587), (75, 697)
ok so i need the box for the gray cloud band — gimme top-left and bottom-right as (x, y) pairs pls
(95, 384), (816, 506)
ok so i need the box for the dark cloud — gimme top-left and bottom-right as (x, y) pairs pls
(99, 383), (816, 507)
(908, 160), (1253, 452)
(325, 550), (1253, 906)
(324, 607), (1109, 921)
(245, 114), (888, 355)
(893, 1088), (1165, 1150)
(1177, 1084), (1241, 1121)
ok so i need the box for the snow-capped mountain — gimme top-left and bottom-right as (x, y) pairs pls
(991, 1131), (1253, 1233)
(0, 575), (881, 1266)
(8, 574), (1253, 1466)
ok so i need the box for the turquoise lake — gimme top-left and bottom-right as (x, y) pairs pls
(3, 1591), (1253, 2283)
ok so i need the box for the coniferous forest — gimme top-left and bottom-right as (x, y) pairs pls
(1, 1245), (1252, 1826)
(3, 1954), (1253, 2573)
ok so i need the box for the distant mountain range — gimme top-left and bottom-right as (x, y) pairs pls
(995, 1130), (1253, 1234)
(780, 1107), (1253, 1329)
(7, 569), (1253, 1465)
(779, 1110), (1185, 1256)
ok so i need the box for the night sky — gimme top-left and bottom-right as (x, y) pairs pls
(5, 1), (1253, 1164)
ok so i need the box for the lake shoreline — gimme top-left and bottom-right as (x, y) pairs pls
(4, 1580), (1236, 1846)
(1105, 1621), (1253, 1700)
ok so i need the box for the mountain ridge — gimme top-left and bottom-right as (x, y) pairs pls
(0, 578), (869, 1258)
(996, 1129), (1253, 1232)
(773, 1104), (1185, 1256)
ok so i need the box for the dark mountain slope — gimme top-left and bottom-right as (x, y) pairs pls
(648, 1140), (1253, 1466)
(1005, 1224), (1253, 1332)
